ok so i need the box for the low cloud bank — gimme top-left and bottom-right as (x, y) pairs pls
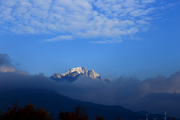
(66, 74), (180, 118)
(0, 53), (180, 117)
(0, 54), (28, 74)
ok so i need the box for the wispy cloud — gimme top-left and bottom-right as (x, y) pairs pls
(90, 39), (122, 44)
(42, 35), (73, 42)
(0, 0), (176, 43)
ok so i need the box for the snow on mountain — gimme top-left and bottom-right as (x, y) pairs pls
(50, 67), (112, 82)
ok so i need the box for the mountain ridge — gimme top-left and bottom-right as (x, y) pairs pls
(0, 88), (171, 120)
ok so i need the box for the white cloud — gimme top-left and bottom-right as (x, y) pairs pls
(159, 2), (179, 10)
(42, 35), (73, 42)
(91, 39), (122, 44)
(0, 66), (16, 73)
(141, 0), (155, 4)
(0, 54), (29, 75)
(0, 0), (176, 43)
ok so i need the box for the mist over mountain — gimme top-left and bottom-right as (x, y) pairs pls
(0, 89), (142, 120)
(50, 67), (112, 82)
(0, 88), (171, 120)
(1, 53), (180, 118)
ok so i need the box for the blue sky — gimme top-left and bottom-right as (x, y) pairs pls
(0, 0), (180, 80)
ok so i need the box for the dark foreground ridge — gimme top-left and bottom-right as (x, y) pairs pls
(0, 89), (173, 120)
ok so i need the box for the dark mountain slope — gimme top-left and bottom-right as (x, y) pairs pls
(0, 89), (168, 120)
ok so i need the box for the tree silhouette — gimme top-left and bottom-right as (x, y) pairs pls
(96, 115), (104, 120)
(59, 109), (70, 120)
(0, 101), (54, 120)
(171, 116), (175, 120)
(0, 110), (2, 119)
(114, 117), (122, 120)
(59, 106), (89, 120)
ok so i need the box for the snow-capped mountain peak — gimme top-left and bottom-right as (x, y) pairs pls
(88, 69), (101, 79)
(69, 67), (88, 74)
(50, 67), (111, 82)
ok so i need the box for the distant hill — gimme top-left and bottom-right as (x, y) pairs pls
(50, 67), (112, 82)
(0, 88), (171, 120)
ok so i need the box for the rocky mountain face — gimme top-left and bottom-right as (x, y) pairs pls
(50, 67), (112, 82)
